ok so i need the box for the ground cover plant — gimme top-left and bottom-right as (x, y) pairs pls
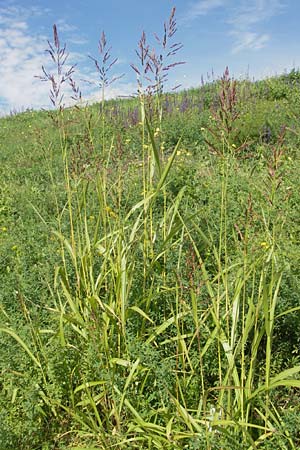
(1, 8), (300, 450)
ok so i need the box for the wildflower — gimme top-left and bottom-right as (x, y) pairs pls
(154, 128), (160, 137)
(1, 226), (7, 232)
(11, 245), (18, 251)
(200, 127), (205, 131)
(260, 242), (268, 248)
(105, 206), (117, 218)
(125, 138), (131, 144)
(232, 143), (236, 148)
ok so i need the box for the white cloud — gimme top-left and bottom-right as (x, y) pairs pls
(231, 31), (270, 54)
(0, 4), (134, 115)
(229, 0), (285, 53)
(68, 36), (89, 45)
(52, 19), (88, 45)
(230, 0), (285, 30)
(0, 5), (51, 114)
(180, 0), (226, 25)
(55, 19), (77, 33)
(83, 81), (137, 106)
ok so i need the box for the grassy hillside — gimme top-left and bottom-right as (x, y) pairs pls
(1, 37), (300, 449)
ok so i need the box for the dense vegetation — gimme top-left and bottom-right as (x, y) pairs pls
(1, 12), (300, 450)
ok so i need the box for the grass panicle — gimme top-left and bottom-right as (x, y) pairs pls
(1, 8), (300, 450)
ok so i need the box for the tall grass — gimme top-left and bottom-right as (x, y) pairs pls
(1, 9), (300, 450)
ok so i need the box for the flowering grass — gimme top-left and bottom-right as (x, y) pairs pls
(1, 11), (300, 450)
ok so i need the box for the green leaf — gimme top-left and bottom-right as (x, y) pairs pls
(0, 327), (41, 368)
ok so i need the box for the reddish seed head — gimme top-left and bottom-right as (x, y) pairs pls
(53, 24), (59, 49)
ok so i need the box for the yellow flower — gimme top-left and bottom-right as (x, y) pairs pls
(232, 143), (236, 148)
(105, 206), (117, 219)
(260, 242), (268, 247)
(11, 245), (18, 251)
(1, 226), (7, 232)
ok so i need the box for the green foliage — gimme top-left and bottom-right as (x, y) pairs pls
(1, 18), (300, 448)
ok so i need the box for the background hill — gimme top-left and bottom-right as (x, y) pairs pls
(1, 67), (300, 449)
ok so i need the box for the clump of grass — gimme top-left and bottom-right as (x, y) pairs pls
(88, 30), (124, 157)
(1, 10), (300, 450)
(203, 67), (249, 156)
(131, 6), (184, 126)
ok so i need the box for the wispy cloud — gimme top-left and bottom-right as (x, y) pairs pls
(229, 0), (285, 53)
(231, 0), (285, 29)
(55, 18), (77, 33)
(54, 18), (88, 45)
(180, 0), (226, 25)
(0, 4), (133, 114)
(231, 31), (270, 53)
(0, 4), (51, 113)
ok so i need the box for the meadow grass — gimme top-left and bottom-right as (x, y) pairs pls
(1, 9), (300, 450)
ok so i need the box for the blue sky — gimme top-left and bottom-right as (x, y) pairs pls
(0, 0), (298, 114)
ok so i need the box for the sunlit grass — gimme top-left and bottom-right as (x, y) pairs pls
(1, 10), (300, 450)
